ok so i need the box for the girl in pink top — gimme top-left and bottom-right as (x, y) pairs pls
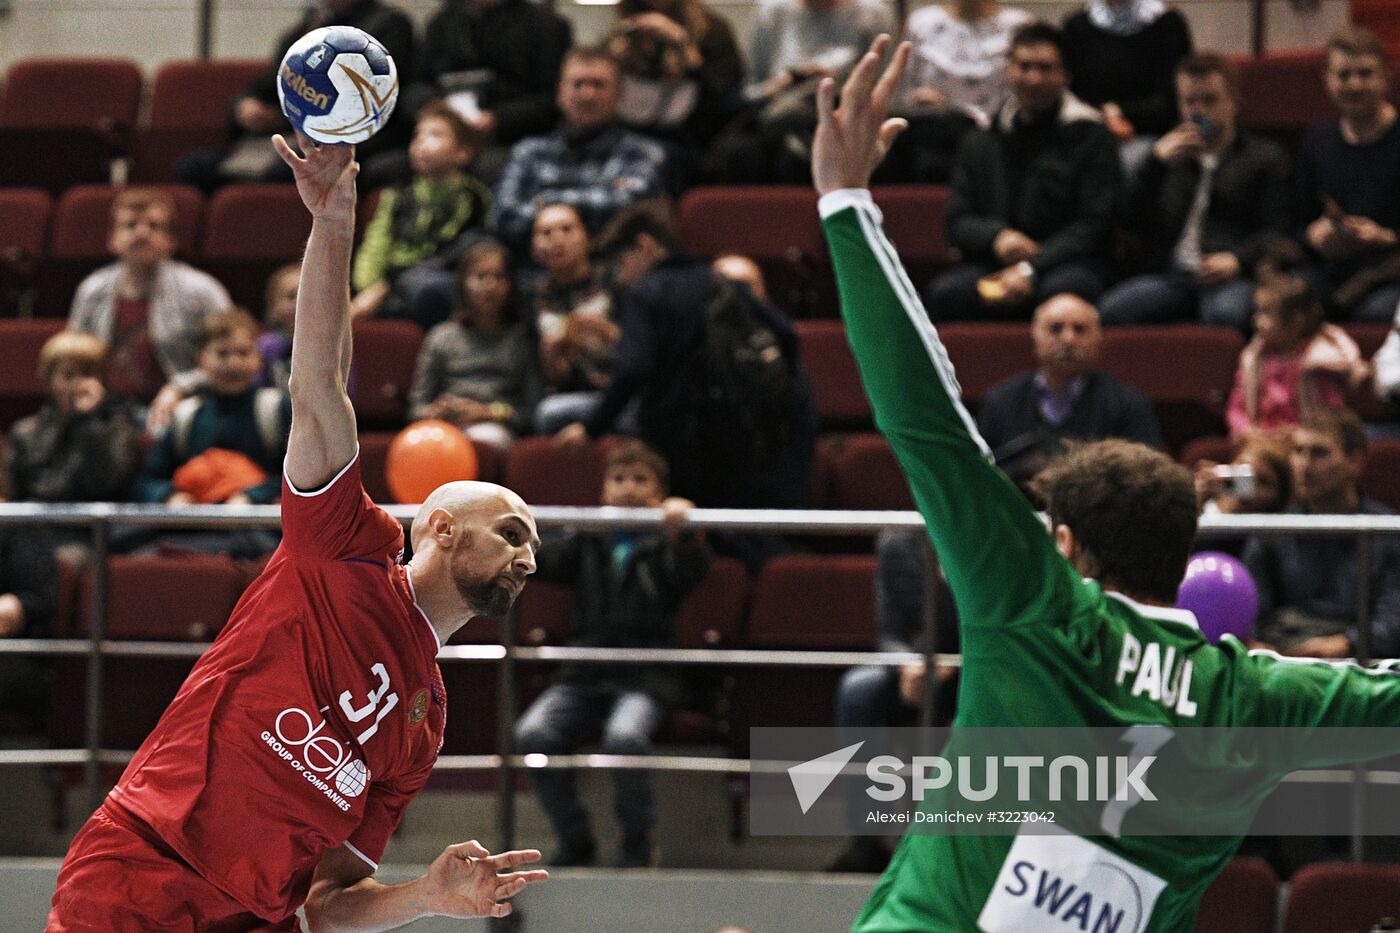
(1226, 274), (1369, 440)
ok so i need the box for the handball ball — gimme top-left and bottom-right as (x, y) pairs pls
(277, 25), (398, 145)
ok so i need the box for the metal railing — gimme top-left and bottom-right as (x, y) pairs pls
(0, 503), (1395, 859)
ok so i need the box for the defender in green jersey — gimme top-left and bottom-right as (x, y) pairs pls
(814, 37), (1400, 933)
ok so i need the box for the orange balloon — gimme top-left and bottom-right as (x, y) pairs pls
(386, 419), (479, 504)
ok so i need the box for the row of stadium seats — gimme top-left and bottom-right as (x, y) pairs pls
(1197, 859), (1400, 933)
(0, 184), (952, 318)
(2, 51), (1399, 192)
(0, 314), (1392, 446)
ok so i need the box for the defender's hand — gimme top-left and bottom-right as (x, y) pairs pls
(811, 36), (911, 196)
(273, 132), (358, 223)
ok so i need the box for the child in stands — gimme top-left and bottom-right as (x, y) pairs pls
(1226, 274), (1369, 440)
(513, 440), (709, 869)
(351, 101), (492, 329)
(408, 239), (541, 451)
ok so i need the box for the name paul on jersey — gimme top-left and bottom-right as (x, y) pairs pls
(1116, 634), (1198, 719)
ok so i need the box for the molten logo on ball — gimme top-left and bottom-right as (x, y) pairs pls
(277, 25), (399, 145)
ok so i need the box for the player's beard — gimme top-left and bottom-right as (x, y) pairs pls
(452, 549), (520, 618)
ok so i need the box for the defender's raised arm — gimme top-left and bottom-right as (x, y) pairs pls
(274, 133), (360, 492)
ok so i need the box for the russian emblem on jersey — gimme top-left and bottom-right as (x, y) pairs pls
(409, 688), (429, 725)
(276, 25), (399, 145)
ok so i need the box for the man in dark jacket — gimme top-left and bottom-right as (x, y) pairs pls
(513, 440), (709, 868)
(556, 200), (817, 515)
(928, 21), (1122, 322)
(976, 293), (1162, 490)
(417, 0), (574, 147)
(1098, 52), (1295, 329)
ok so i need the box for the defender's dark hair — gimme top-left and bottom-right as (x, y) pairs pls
(1030, 440), (1198, 604)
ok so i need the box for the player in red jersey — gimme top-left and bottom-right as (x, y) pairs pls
(48, 136), (549, 932)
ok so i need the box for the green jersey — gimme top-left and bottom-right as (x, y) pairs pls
(821, 190), (1400, 933)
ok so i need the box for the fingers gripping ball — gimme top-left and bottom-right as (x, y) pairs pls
(1175, 551), (1259, 645)
(277, 26), (399, 145)
(387, 420), (479, 504)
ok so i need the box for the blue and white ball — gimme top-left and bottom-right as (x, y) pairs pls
(277, 26), (398, 145)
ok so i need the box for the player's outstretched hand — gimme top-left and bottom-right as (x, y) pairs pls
(811, 35), (911, 197)
(273, 131), (357, 223)
(422, 840), (549, 919)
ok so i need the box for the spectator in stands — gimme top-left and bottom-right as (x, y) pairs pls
(1297, 27), (1400, 322)
(407, 239), (541, 450)
(527, 204), (621, 435)
(351, 102), (493, 329)
(0, 524), (55, 732)
(976, 293), (1163, 490)
(491, 48), (669, 252)
(417, 0), (574, 151)
(828, 529), (959, 874)
(1244, 408), (1400, 658)
(711, 253), (769, 301)
(132, 309), (290, 555)
(605, 0), (745, 149)
(68, 188), (231, 432)
(3, 332), (143, 521)
(1062, 0), (1192, 167)
(928, 22), (1122, 322)
(703, 0), (890, 183)
(743, 0), (891, 101)
(884, 0), (1033, 183)
(180, 0), (415, 192)
(514, 440), (709, 868)
(1193, 430), (1292, 517)
(258, 263), (300, 393)
(1097, 52), (1296, 329)
(1225, 273), (1368, 441)
(556, 201), (816, 515)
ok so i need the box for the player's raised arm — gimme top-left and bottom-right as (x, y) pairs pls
(814, 38), (1078, 631)
(274, 133), (360, 492)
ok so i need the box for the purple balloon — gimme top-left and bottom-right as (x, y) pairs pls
(1176, 551), (1259, 644)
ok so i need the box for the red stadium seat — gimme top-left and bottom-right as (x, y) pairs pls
(503, 436), (611, 506)
(0, 188), (51, 314)
(677, 186), (831, 317)
(149, 59), (267, 130)
(0, 188), (51, 260)
(76, 554), (244, 640)
(0, 58), (143, 130)
(348, 319), (422, 429)
(1193, 857), (1278, 933)
(939, 323), (1036, 405)
(829, 433), (915, 511)
(746, 554), (876, 648)
(795, 320), (871, 430)
(38, 183), (203, 314)
(0, 59), (138, 193)
(1100, 325), (1243, 455)
(873, 184), (951, 286)
(1282, 862), (1400, 933)
(199, 184), (312, 312)
(0, 318), (67, 427)
(1234, 50), (1400, 148)
(132, 59), (270, 182)
(1363, 439), (1400, 511)
(678, 556), (750, 648)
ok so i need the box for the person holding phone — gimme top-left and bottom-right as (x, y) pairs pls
(1096, 52), (1295, 330)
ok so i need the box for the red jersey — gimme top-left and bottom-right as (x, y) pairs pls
(106, 453), (446, 923)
